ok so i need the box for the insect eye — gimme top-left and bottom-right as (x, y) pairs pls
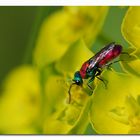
(76, 80), (81, 85)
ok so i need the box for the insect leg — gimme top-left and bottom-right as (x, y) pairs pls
(95, 68), (102, 76)
(96, 76), (108, 89)
(106, 52), (131, 69)
(87, 76), (95, 92)
(105, 57), (130, 70)
(95, 68), (108, 89)
(105, 60), (121, 70)
(105, 52), (131, 70)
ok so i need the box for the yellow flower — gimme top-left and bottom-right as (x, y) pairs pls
(122, 7), (140, 49)
(32, 6), (108, 134)
(90, 6), (140, 134)
(0, 6), (109, 134)
(121, 7), (140, 76)
(0, 40), (94, 134)
(34, 6), (109, 68)
(0, 66), (41, 134)
(90, 70), (140, 134)
(43, 40), (94, 134)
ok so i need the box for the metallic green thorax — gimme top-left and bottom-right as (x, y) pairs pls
(73, 67), (97, 85)
(73, 71), (83, 85)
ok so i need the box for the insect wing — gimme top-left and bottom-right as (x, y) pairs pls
(87, 42), (115, 69)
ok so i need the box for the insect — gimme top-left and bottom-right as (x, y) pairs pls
(68, 42), (124, 103)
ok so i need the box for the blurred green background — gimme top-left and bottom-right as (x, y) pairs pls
(0, 7), (36, 83)
(0, 7), (60, 84)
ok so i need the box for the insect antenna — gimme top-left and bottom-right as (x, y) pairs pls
(68, 83), (76, 104)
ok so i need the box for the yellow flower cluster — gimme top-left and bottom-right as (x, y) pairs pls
(0, 6), (108, 134)
(90, 7), (140, 134)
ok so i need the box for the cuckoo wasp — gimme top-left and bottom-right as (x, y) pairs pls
(68, 42), (126, 103)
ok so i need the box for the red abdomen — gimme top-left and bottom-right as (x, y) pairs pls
(79, 62), (89, 78)
(99, 45), (122, 66)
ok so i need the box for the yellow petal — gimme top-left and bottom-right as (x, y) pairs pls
(55, 40), (93, 74)
(68, 98), (92, 134)
(90, 70), (140, 134)
(43, 73), (91, 134)
(43, 74), (72, 134)
(120, 49), (140, 77)
(65, 6), (109, 46)
(43, 116), (72, 134)
(34, 10), (72, 68)
(34, 6), (108, 68)
(44, 75), (67, 116)
(0, 66), (41, 133)
(122, 7), (140, 49)
(121, 7), (140, 77)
